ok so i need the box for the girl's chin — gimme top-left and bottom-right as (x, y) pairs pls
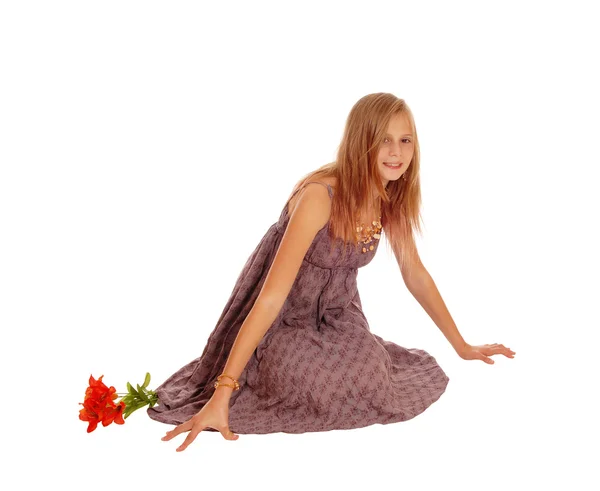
(382, 171), (404, 179)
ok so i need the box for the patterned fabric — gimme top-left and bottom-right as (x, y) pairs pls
(146, 181), (450, 434)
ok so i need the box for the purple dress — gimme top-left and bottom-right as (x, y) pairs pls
(147, 181), (450, 434)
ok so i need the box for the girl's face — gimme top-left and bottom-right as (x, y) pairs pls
(376, 113), (414, 187)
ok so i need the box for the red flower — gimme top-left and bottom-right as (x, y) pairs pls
(79, 372), (158, 433)
(79, 374), (126, 433)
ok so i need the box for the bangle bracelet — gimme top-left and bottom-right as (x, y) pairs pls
(214, 381), (239, 390)
(215, 373), (240, 390)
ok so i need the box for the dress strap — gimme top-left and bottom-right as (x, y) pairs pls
(288, 181), (333, 202)
(279, 181), (333, 219)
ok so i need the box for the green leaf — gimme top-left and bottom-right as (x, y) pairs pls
(127, 382), (139, 396)
(137, 398), (148, 408)
(131, 401), (147, 413)
(137, 384), (149, 402)
(123, 400), (147, 419)
(142, 372), (151, 389)
(120, 395), (134, 407)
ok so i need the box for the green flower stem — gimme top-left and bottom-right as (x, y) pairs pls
(109, 374), (158, 418)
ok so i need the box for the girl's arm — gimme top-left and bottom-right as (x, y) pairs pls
(394, 245), (467, 354)
(403, 267), (467, 355)
(396, 249), (515, 363)
(212, 183), (332, 402)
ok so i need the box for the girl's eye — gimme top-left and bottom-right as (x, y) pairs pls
(383, 138), (412, 143)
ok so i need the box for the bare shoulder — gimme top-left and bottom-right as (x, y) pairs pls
(287, 180), (332, 229)
(256, 181), (332, 311)
(287, 176), (337, 216)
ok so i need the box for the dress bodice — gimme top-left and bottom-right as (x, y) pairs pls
(273, 181), (381, 270)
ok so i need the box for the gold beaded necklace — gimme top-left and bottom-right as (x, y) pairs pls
(355, 216), (382, 253)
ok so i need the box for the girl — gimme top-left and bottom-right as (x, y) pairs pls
(149, 92), (516, 452)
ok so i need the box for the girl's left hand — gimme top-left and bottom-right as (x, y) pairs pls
(458, 343), (516, 364)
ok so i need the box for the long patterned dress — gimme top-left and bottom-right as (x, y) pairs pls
(146, 181), (450, 434)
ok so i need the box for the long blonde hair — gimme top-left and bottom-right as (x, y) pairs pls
(293, 92), (423, 277)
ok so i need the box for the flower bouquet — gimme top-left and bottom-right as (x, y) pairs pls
(79, 372), (158, 433)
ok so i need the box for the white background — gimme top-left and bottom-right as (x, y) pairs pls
(1, 1), (598, 490)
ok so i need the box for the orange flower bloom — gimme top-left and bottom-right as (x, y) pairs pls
(79, 375), (126, 433)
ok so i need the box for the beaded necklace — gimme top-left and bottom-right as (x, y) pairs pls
(355, 216), (382, 253)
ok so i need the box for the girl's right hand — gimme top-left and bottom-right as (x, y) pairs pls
(160, 395), (239, 452)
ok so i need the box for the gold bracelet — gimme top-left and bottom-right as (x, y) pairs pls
(214, 373), (240, 390)
(214, 381), (239, 390)
(217, 373), (238, 383)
